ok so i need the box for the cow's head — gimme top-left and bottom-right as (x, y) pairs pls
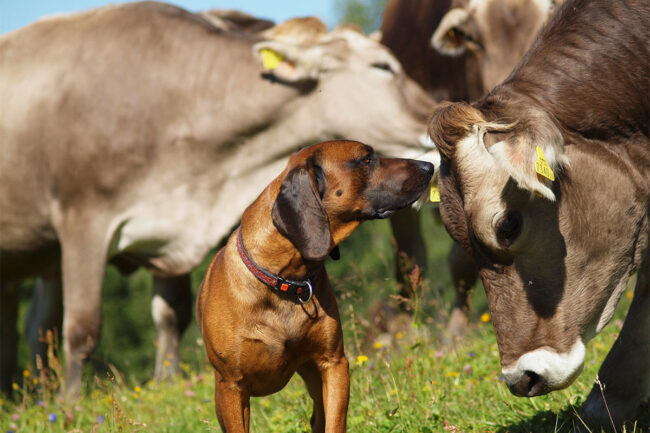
(431, 0), (557, 93)
(428, 101), (646, 397)
(252, 17), (435, 158)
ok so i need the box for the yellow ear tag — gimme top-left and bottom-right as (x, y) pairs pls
(535, 146), (555, 181)
(430, 183), (440, 203)
(260, 48), (284, 70)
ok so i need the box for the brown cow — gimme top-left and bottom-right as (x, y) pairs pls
(429, 0), (649, 428)
(432, 0), (558, 96)
(381, 0), (471, 101)
(0, 2), (435, 397)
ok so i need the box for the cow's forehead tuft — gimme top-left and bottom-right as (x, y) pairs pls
(262, 16), (327, 44)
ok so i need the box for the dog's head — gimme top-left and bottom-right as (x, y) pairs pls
(272, 140), (434, 262)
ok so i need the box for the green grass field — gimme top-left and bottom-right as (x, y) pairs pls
(2, 210), (648, 432)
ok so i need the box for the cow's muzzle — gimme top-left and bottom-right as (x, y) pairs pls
(501, 339), (586, 397)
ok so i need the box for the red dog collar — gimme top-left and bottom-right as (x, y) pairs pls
(236, 227), (313, 304)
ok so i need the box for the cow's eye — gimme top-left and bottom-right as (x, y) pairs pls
(496, 211), (521, 248)
(371, 62), (394, 74)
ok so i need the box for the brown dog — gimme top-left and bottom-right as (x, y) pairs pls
(197, 140), (433, 432)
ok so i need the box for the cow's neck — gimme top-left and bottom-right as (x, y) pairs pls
(501, 0), (648, 143)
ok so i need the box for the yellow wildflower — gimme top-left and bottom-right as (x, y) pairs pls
(23, 370), (30, 378)
(445, 371), (459, 378)
(355, 355), (368, 366)
(626, 291), (633, 299)
(134, 386), (141, 393)
(164, 360), (171, 367)
(480, 313), (491, 323)
(32, 378), (38, 385)
(396, 332), (404, 340)
(11, 382), (18, 390)
(373, 342), (383, 349)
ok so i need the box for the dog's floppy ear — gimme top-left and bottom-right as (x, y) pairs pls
(272, 166), (333, 261)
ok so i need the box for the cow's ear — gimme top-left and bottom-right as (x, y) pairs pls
(486, 114), (568, 201)
(253, 40), (345, 83)
(272, 166), (334, 261)
(431, 8), (470, 56)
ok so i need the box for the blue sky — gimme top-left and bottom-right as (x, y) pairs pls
(0, 1), (340, 35)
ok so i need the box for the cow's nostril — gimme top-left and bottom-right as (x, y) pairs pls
(524, 370), (543, 396)
(508, 370), (545, 397)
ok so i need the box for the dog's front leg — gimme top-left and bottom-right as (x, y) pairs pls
(320, 356), (350, 433)
(213, 371), (250, 433)
(298, 361), (326, 433)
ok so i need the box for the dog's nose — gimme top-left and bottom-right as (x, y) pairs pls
(416, 160), (434, 176)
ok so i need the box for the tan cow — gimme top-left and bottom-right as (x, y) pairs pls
(432, 0), (559, 96)
(429, 0), (648, 428)
(0, 2), (435, 397)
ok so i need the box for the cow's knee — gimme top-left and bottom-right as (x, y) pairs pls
(63, 308), (102, 360)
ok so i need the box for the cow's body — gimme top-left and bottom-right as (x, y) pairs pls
(429, 0), (648, 428)
(0, 1), (433, 396)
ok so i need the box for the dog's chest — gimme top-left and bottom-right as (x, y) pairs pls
(237, 308), (320, 394)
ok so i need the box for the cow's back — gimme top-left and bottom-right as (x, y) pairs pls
(498, 0), (649, 141)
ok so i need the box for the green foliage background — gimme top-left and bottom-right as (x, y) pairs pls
(335, 0), (388, 33)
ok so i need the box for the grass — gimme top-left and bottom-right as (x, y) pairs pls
(2, 210), (648, 432)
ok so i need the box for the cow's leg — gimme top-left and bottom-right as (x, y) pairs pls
(581, 253), (649, 429)
(390, 207), (427, 304)
(446, 242), (479, 338)
(152, 274), (192, 380)
(298, 361), (325, 433)
(25, 277), (63, 374)
(57, 218), (110, 400)
(0, 281), (19, 393)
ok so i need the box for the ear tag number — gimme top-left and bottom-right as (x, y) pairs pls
(260, 48), (284, 70)
(430, 183), (440, 203)
(535, 146), (555, 181)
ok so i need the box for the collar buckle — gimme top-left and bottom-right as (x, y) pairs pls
(297, 281), (313, 304)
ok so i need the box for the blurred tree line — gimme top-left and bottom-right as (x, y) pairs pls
(336, 0), (388, 33)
